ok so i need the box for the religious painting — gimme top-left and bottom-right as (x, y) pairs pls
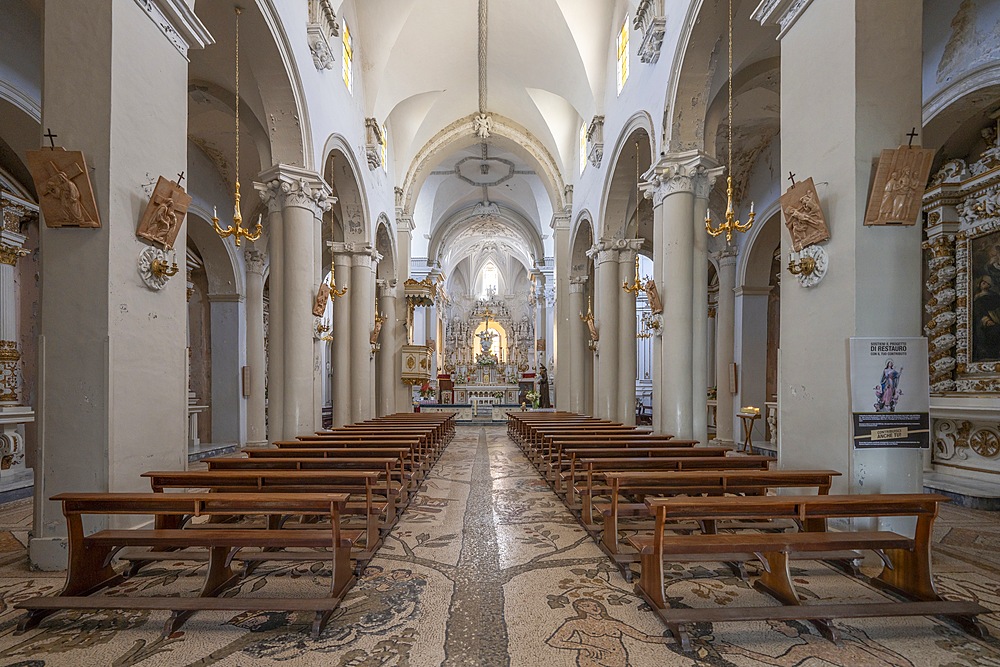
(849, 337), (930, 449)
(780, 177), (830, 251)
(26, 147), (101, 228)
(136, 176), (191, 250)
(864, 146), (935, 226)
(968, 224), (1000, 364)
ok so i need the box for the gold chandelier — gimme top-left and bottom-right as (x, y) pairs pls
(706, 0), (754, 244)
(213, 6), (263, 247)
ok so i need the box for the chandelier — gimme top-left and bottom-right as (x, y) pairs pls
(705, 0), (754, 244)
(213, 6), (263, 247)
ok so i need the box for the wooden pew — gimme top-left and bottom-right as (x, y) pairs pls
(572, 455), (775, 521)
(209, 450), (417, 494)
(551, 445), (723, 492)
(16, 492), (358, 639)
(141, 470), (390, 560)
(276, 438), (432, 471)
(595, 469), (841, 559)
(628, 493), (989, 650)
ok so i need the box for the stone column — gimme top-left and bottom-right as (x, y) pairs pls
(350, 248), (378, 423)
(261, 204), (284, 442)
(31, 0), (211, 569)
(692, 164), (723, 444)
(376, 278), (398, 416)
(534, 272), (547, 370)
(395, 215), (414, 411)
(713, 246), (737, 444)
(330, 249), (352, 426)
(0, 195), (35, 495)
(257, 166), (333, 440)
(644, 154), (703, 438)
(244, 249), (267, 447)
(756, 0), (924, 504)
(618, 240), (644, 425)
(588, 241), (620, 420)
(551, 211), (572, 409)
(568, 276), (588, 413)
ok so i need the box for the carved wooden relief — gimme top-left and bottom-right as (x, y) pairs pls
(26, 147), (101, 228)
(780, 177), (830, 251)
(137, 176), (191, 250)
(864, 146), (935, 226)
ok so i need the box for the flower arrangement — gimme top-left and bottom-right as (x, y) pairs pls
(525, 389), (540, 408)
(418, 381), (434, 400)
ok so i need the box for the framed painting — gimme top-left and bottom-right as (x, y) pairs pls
(956, 219), (1000, 390)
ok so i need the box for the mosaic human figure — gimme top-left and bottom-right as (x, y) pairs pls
(545, 598), (669, 667)
(719, 620), (913, 666)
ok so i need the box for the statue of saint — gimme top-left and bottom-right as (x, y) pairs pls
(538, 364), (551, 409)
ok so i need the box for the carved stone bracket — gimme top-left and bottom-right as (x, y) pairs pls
(365, 118), (384, 171)
(642, 150), (717, 206)
(634, 0), (666, 63)
(307, 0), (339, 71)
(587, 116), (605, 168)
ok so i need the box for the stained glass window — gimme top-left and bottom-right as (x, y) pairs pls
(617, 17), (629, 95)
(381, 123), (388, 172)
(342, 20), (353, 93)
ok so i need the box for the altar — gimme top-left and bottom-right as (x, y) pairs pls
(439, 295), (533, 406)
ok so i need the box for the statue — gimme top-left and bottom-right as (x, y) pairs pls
(645, 279), (663, 314)
(538, 364), (551, 409)
(473, 113), (493, 139)
(313, 282), (331, 317)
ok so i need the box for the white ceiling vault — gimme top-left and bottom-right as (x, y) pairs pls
(347, 0), (614, 277)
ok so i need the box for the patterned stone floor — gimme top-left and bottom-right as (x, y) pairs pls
(0, 426), (999, 665)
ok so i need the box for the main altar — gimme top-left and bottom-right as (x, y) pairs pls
(438, 294), (533, 406)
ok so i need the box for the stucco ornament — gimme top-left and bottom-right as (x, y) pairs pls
(473, 113), (493, 139)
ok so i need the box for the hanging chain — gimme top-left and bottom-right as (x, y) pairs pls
(728, 0), (733, 177)
(235, 7), (240, 182)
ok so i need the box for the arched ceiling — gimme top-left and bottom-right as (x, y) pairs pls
(351, 0), (614, 178)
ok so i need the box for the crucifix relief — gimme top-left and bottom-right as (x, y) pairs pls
(26, 147), (101, 228)
(137, 176), (192, 249)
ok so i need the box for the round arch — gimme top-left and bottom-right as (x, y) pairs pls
(322, 134), (371, 244)
(598, 112), (655, 241)
(398, 113), (567, 219)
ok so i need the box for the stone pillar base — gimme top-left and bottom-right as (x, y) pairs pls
(28, 536), (67, 571)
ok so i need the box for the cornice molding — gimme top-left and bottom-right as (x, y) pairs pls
(134, 0), (214, 58)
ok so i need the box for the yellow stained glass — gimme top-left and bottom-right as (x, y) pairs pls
(616, 17), (629, 95)
(342, 21), (353, 93)
(381, 123), (388, 172)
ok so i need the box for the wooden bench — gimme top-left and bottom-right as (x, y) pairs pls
(628, 493), (989, 650)
(551, 445), (727, 494)
(596, 469), (840, 556)
(16, 492), (359, 639)
(571, 455), (774, 520)
(141, 470), (391, 560)
(207, 452), (417, 495)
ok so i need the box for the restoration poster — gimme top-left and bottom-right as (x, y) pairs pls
(849, 337), (930, 449)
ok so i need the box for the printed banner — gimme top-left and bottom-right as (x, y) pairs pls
(849, 337), (930, 449)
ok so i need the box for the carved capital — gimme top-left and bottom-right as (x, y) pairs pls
(1, 192), (38, 234)
(0, 244), (29, 266)
(0, 340), (21, 403)
(642, 151), (717, 206)
(634, 0), (666, 64)
(244, 249), (266, 276)
(586, 116), (605, 168)
(712, 245), (738, 266)
(255, 164), (335, 218)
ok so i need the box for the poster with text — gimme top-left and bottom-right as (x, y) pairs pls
(849, 337), (930, 448)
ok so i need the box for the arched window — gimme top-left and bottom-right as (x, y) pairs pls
(616, 16), (629, 95)
(580, 121), (588, 174)
(480, 263), (499, 298)
(380, 123), (388, 172)
(342, 20), (354, 93)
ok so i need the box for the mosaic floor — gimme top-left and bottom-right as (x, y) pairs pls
(1, 426), (1000, 666)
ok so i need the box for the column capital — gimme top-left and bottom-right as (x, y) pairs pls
(330, 241), (382, 268)
(616, 238), (645, 264)
(642, 150), (719, 206)
(1, 192), (38, 234)
(376, 278), (397, 295)
(255, 164), (335, 217)
(396, 215), (415, 233)
(550, 210), (572, 231)
(751, 0), (815, 39)
(712, 245), (738, 267)
(244, 249), (266, 276)
(569, 278), (588, 295)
